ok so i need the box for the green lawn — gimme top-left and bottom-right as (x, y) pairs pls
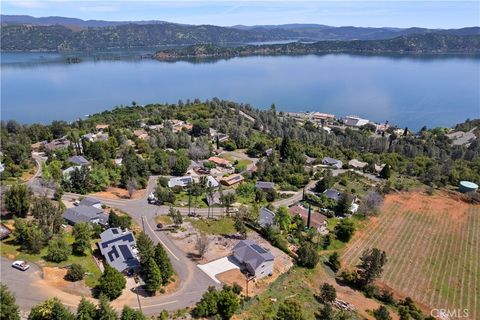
(1, 232), (101, 288)
(187, 217), (237, 235)
(173, 191), (208, 208)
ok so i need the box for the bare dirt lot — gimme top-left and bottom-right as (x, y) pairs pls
(341, 190), (480, 319)
(92, 187), (147, 200)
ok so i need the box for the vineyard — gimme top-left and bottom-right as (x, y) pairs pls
(341, 191), (480, 320)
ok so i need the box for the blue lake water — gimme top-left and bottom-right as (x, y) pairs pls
(1, 52), (479, 129)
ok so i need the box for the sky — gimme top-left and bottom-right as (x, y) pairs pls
(1, 1), (479, 28)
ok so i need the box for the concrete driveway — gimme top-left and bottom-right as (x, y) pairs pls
(198, 256), (240, 284)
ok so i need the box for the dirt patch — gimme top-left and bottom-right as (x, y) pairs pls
(91, 187), (146, 200)
(43, 267), (92, 296)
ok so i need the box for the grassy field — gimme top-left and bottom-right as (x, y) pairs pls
(340, 191), (480, 319)
(1, 231), (102, 287)
(187, 217), (237, 235)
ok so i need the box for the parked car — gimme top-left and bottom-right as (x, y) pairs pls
(12, 260), (30, 271)
(156, 223), (163, 229)
(73, 200), (80, 206)
(147, 193), (158, 204)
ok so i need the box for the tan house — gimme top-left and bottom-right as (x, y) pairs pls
(133, 129), (149, 140)
(96, 124), (109, 131)
(220, 174), (244, 186)
(208, 156), (232, 168)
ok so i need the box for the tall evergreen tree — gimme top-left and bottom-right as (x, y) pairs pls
(136, 232), (155, 265)
(0, 284), (20, 320)
(96, 265), (126, 300)
(144, 258), (162, 296)
(96, 295), (117, 320)
(154, 243), (174, 285)
(120, 306), (147, 320)
(28, 298), (74, 320)
(75, 297), (96, 320)
(357, 248), (388, 287)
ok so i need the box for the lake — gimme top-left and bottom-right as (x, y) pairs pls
(1, 52), (479, 129)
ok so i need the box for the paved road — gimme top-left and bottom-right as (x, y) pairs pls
(11, 158), (309, 314)
(1, 257), (50, 311)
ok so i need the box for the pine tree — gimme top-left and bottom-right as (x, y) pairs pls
(154, 243), (174, 285)
(120, 306), (147, 320)
(96, 295), (117, 320)
(75, 297), (96, 320)
(144, 258), (162, 296)
(136, 232), (155, 265)
(96, 264), (126, 300)
(0, 284), (20, 320)
(379, 164), (391, 179)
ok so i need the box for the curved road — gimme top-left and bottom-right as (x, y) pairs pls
(5, 160), (311, 315)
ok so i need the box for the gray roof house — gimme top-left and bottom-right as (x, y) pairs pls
(256, 181), (275, 190)
(168, 176), (193, 188)
(63, 205), (109, 226)
(79, 197), (102, 209)
(233, 240), (274, 279)
(258, 207), (276, 228)
(322, 157), (343, 169)
(68, 155), (90, 166)
(99, 228), (139, 273)
(323, 188), (343, 202)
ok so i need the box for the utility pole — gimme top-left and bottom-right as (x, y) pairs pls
(307, 204), (312, 229)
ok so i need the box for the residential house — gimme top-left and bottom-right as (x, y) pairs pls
(67, 155), (90, 166)
(78, 198), (102, 209)
(63, 205), (109, 226)
(258, 207), (275, 228)
(323, 189), (358, 214)
(323, 188), (343, 202)
(82, 132), (109, 142)
(375, 164), (386, 173)
(207, 176), (219, 188)
(96, 124), (109, 132)
(233, 240), (274, 279)
(133, 129), (149, 140)
(62, 166), (82, 180)
(342, 116), (370, 127)
(289, 205), (328, 231)
(31, 141), (47, 152)
(99, 228), (139, 274)
(311, 112), (335, 121)
(45, 137), (71, 152)
(348, 159), (367, 169)
(168, 176), (193, 188)
(220, 174), (244, 187)
(322, 157), (343, 169)
(265, 148), (273, 157)
(208, 156), (232, 168)
(255, 181), (275, 190)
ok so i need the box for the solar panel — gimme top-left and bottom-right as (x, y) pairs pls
(119, 244), (134, 260)
(112, 229), (119, 234)
(251, 244), (267, 254)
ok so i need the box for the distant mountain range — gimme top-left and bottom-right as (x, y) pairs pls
(1, 14), (479, 52)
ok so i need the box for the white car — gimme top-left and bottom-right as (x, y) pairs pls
(12, 260), (30, 271)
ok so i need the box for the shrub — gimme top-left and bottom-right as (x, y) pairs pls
(296, 244), (319, 268)
(66, 263), (85, 281)
(46, 237), (71, 263)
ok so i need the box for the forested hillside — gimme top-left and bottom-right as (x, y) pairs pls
(153, 33), (480, 59)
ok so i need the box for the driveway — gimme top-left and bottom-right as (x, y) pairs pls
(198, 256), (240, 284)
(0, 257), (49, 311)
